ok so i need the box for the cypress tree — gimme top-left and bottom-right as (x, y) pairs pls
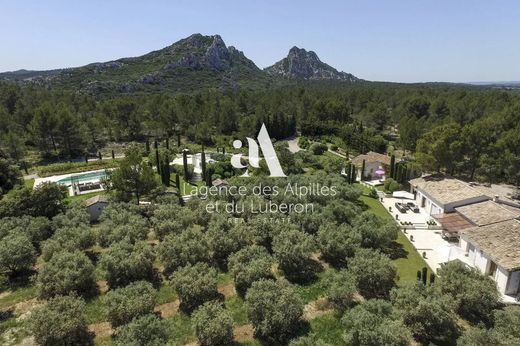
(177, 133), (181, 147)
(182, 149), (189, 181)
(201, 145), (206, 182)
(85, 155), (88, 164)
(145, 139), (150, 153)
(98, 151), (102, 160)
(351, 165), (357, 183)
(175, 173), (180, 189)
(111, 150), (115, 160)
(429, 273), (435, 285)
(155, 147), (161, 177)
(390, 155), (396, 179)
(361, 159), (366, 181)
(417, 270), (422, 282)
(421, 267), (428, 285)
(345, 163), (352, 184)
(165, 138), (169, 150)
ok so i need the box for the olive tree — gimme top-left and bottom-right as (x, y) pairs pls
(30, 295), (92, 346)
(326, 269), (356, 312)
(272, 229), (317, 282)
(37, 250), (95, 298)
(0, 215), (52, 246)
(347, 248), (397, 299)
(245, 279), (304, 343)
(41, 224), (94, 261)
(353, 212), (398, 250)
(192, 301), (233, 346)
(437, 260), (501, 324)
(342, 299), (411, 346)
(206, 215), (251, 266)
(99, 240), (155, 288)
(158, 226), (211, 274)
(228, 245), (273, 297)
(0, 232), (37, 275)
(104, 281), (157, 327)
(171, 263), (219, 313)
(391, 284), (459, 343)
(114, 314), (168, 346)
(317, 222), (361, 266)
(97, 204), (148, 247)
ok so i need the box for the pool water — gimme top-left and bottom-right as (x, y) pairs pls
(56, 171), (108, 185)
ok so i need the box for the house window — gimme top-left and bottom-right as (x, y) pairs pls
(488, 261), (497, 277)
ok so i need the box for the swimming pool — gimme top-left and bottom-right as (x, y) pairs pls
(56, 171), (108, 186)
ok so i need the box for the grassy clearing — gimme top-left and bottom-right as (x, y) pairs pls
(358, 193), (432, 285)
(23, 179), (35, 189)
(35, 160), (119, 177)
(0, 286), (37, 310)
(225, 296), (248, 326)
(165, 313), (195, 345)
(157, 283), (177, 305)
(309, 313), (344, 345)
(294, 270), (334, 303)
(65, 191), (106, 203)
(85, 296), (108, 324)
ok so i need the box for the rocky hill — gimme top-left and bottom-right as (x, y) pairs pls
(0, 34), (271, 95)
(0, 35), (361, 95)
(265, 46), (359, 82)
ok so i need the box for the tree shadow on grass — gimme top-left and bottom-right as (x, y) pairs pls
(384, 241), (408, 260)
(253, 320), (311, 346)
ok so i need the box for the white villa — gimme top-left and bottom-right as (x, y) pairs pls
(408, 174), (520, 298)
(460, 219), (520, 297)
(351, 151), (391, 180)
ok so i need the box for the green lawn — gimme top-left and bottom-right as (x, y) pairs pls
(24, 178), (35, 189)
(65, 191), (105, 203)
(358, 194), (432, 285)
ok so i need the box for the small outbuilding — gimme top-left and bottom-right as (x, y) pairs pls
(85, 195), (109, 222)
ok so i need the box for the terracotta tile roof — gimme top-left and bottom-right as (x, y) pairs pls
(461, 219), (520, 271)
(351, 151), (391, 166)
(433, 213), (474, 234)
(456, 200), (520, 226)
(410, 174), (488, 206)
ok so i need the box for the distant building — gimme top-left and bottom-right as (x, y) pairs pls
(85, 195), (109, 222)
(212, 179), (228, 188)
(351, 151), (391, 180)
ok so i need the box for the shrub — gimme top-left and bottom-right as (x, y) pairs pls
(317, 223), (361, 266)
(192, 301), (233, 346)
(348, 248), (397, 299)
(158, 226), (211, 274)
(0, 232), (37, 275)
(309, 142), (328, 155)
(30, 295), (92, 346)
(99, 240), (155, 288)
(37, 250), (95, 298)
(114, 314), (168, 346)
(245, 279), (304, 343)
(327, 269), (356, 311)
(171, 263), (219, 313)
(228, 245), (273, 296)
(104, 281), (157, 327)
(383, 178), (401, 193)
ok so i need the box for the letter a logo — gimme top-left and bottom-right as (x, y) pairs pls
(231, 123), (286, 177)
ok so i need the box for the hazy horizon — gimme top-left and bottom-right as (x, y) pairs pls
(1, 0), (520, 83)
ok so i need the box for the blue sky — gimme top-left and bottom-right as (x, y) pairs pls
(1, 0), (519, 82)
